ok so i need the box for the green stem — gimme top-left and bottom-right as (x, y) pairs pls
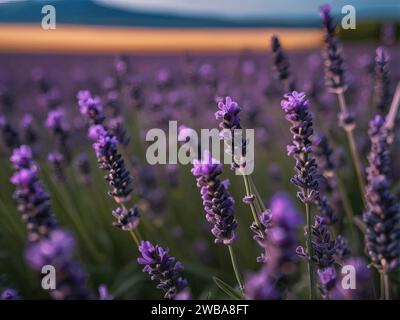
(380, 272), (390, 300)
(305, 202), (317, 300)
(249, 176), (267, 212)
(228, 245), (244, 294)
(129, 230), (140, 247)
(242, 175), (261, 228)
(337, 92), (366, 208)
(334, 172), (356, 241)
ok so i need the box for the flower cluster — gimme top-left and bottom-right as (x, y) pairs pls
(10, 145), (58, 242)
(373, 47), (391, 114)
(77, 90), (105, 125)
(215, 96), (246, 169)
(363, 115), (400, 273)
(191, 151), (238, 245)
(137, 241), (188, 300)
(45, 108), (71, 162)
(25, 230), (93, 300)
(271, 35), (294, 91)
(281, 91), (319, 204)
(88, 124), (133, 202)
(320, 4), (346, 93)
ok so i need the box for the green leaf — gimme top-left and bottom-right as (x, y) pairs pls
(213, 276), (243, 300)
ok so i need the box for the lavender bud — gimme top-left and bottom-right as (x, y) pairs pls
(137, 240), (188, 300)
(191, 151), (238, 245)
(281, 92), (319, 204)
(112, 206), (140, 231)
(320, 4), (347, 93)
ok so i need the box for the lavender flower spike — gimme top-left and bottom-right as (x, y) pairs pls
(320, 4), (346, 93)
(77, 90), (105, 125)
(191, 150), (237, 245)
(215, 96), (247, 169)
(271, 35), (294, 91)
(88, 124), (133, 203)
(10, 145), (58, 242)
(373, 46), (391, 114)
(281, 91), (319, 204)
(138, 240), (188, 300)
(364, 115), (400, 274)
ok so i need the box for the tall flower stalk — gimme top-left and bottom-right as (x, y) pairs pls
(10, 145), (58, 242)
(191, 151), (244, 293)
(215, 96), (264, 230)
(281, 91), (319, 299)
(364, 115), (400, 300)
(78, 91), (141, 245)
(271, 35), (294, 92)
(320, 4), (366, 206)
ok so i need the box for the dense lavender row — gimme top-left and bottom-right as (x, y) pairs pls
(1, 5), (400, 300)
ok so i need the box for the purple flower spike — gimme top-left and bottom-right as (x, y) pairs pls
(10, 145), (58, 242)
(77, 90), (105, 125)
(271, 35), (294, 91)
(215, 96), (241, 130)
(25, 230), (92, 300)
(138, 240), (188, 300)
(281, 92), (319, 204)
(364, 115), (400, 273)
(192, 151), (238, 245)
(310, 216), (337, 269)
(373, 46), (391, 114)
(319, 4), (346, 93)
(88, 124), (132, 203)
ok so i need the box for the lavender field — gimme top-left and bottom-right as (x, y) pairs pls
(1, 5), (400, 301)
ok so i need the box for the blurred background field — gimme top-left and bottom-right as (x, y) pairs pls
(0, 0), (400, 299)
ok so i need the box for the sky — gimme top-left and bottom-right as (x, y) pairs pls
(0, 0), (398, 20)
(94, 0), (400, 19)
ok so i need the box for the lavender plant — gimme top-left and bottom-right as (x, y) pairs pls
(191, 151), (243, 293)
(364, 115), (400, 299)
(10, 145), (58, 242)
(281, 91), (319, 299)
(320, 4), (366, 205)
